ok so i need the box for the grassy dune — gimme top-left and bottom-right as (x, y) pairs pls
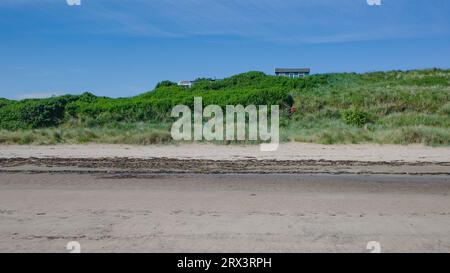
(0, 69), (449, 146)
(284, 69), (450, 145)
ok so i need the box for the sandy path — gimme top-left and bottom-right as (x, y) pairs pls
(0, 173), (449, 253)
(1, 143), (449, 162)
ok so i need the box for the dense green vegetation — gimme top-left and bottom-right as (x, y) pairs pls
(0, 69), (449, 145)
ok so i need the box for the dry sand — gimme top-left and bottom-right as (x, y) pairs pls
(1, 143), (449, 162)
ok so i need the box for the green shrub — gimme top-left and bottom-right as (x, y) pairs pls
(78, 92), (97, 103)
(1, 69), (449, 146)
(46, 71), (295, 127)
(342, 108), (370, 127)
(155, 80), (177, 89)
(0, 95), (78, 129)
(0, 98), (11, 108)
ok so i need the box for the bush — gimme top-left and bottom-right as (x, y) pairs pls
(78, 92), (97, 103)
(342, 108), (370, 127)
(0, 95), (78, 129)
(0, 98), (11, 108)
(1, 69), (449, 147)
(67, 72), (293, 126)
(155, 80), (176, 89)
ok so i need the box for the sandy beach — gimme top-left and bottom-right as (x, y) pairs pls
(1, 143), (449, 162)
(0, 172), (449, 253)
(1, 143), (449, 175)
(1, 143), (449, 252)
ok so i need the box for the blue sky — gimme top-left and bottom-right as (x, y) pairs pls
(1, 0), (449, 99)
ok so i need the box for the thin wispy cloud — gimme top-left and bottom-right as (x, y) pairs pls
(16, 92), (65, 100)
(1, 0), (449, 43)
